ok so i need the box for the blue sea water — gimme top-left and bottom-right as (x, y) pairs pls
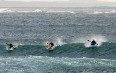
(0, 7), (116, 73)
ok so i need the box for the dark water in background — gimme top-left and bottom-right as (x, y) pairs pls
(0, 8), (116, 73)
(0, 8), (116, 44)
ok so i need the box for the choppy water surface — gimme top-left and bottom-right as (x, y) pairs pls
(0, 7), (116, 73)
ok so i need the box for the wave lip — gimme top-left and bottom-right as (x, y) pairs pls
(0, 42), (115, 60)
(33, 9), (42, 12)
(92, 10), (116, 14)
(0, 8), (14, 13)
(105, 10), (116, 14)
(46, 10), (75, 14)
(0, 8), (43, 13)
(18, 9), (43, 13)
(93, 11), (103, 14)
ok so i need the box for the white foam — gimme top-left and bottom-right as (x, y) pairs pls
(44, 41), (49, 47)
(55, 38), (66, 46)
(92, 10), (116, 14)
(110, 10), (116, 13)
(16, 9), (42, 13)
(105, 11), (109, 13)
(0, 8), (14, 13)
(33, 9), (42, 12)
(0, 8), (39, 13)
(106, 10), (116, 14)
(0, 8), (76, 13)
(67, 11), (75, 14)
(93, 11), (103, 14)
(12, 43), (20, 48)
(46, 10), (75, 14)
(83, 57), (87, 58)
(17, 11), (31, 13)
(84, 42), (92, 47)
(0, 8), (8, 12)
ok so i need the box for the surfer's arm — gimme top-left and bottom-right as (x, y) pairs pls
(6, 43), (10, 46)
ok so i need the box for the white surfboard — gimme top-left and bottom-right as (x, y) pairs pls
(6, 47), (14, 51)
(6, 45), (17, 51)
(46, 44), (55, 50)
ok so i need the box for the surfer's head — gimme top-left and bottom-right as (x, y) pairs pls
(6, 43), (8, 45)
(93, 40), (95, 42)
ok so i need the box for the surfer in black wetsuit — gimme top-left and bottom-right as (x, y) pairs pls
(6, 43), (14, 48)
(88, 40), (98, 46)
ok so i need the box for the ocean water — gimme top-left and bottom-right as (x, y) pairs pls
(0, 7), (116, 73)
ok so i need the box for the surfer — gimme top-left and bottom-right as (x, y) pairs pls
(88, 40), (98, 46)
(47, 42), (54, 50)
(6, 43), (14, 48)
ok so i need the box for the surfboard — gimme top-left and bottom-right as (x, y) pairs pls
(6, 45), (17, 51)
(85, 42), (98, 47)
(91, 44), (98, 47)
(46, 44), (55, 50)
(6, 47), (14, 51)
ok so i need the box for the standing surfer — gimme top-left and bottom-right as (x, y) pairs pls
(6, 43), (14, 48)
(47, 42), (54, 50)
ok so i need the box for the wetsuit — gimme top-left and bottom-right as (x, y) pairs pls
(91, 40), (97, 45)
(6, 43), (13, 48)
(49, 42), (54, 49)
(9, 44), (13, 48)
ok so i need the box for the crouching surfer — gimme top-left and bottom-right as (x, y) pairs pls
(6, 43), (16, 50)
(47, 42), (55, 50)
(87, 40), (98, 46)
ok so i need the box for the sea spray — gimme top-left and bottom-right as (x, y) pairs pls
(44, 37), (66, 50)
(72, 35), (107, 47)
(84, 35), (107, 47)
(55, 38), (66, 46)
